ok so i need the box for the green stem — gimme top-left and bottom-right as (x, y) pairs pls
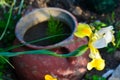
(0, 56), (14, 68)
(0, 0), (10, 7)
(18, 0), (24, 14)
(0, 45), (88, 58)
(116, 40), (120, 48)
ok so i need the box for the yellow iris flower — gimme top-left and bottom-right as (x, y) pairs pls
(45, 74), (57, 80)
(74, 23), (115, 70)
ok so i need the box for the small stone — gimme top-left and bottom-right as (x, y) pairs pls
(109, 64), (120, 80)
(72, 6), (83, 16)
(102, 69), (114, 78)
(114, 51), (120, 61)
(36, 0), (47, 8)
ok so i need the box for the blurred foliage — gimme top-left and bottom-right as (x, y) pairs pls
(105, 12), (116, 25)
(0, 12), (21, 47)
(0, 0), (23, 80)
(0, 56), (9, 79)
(90, 20), (107, 31)
(85, 0), (119, 14)
(85, 74), (106, 80)
(105, 12), (120, 53)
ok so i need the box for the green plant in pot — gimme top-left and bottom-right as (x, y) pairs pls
(46, 15), (64, 43)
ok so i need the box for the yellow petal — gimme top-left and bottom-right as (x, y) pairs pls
(95, 58), (105, 70)
(87, 58), (105, 71)
(112, 35), (116, 46)
(45, 74), (57, 80)
(87, 62), (94, 70)
(74, 23), (92, 38)
(89, 44), (101, 59)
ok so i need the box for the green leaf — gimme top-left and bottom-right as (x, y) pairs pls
(0, 45), (88, 58)
(92, 75), (106, 80)
(0, 72), (3, 77)
(0, 20), (6, 29)
(0, 56), (14, 68)
(107, 47), (116, 53)
(63, 44), (88, 57)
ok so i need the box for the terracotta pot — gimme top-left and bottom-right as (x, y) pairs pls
(11, 8), (89, 80)
(12, 38), (89, 80)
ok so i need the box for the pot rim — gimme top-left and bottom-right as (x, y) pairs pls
(15, 7), (78, 49)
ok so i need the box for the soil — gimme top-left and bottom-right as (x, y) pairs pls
(24, 20), (71, 46)
(0, 0), (120, 80)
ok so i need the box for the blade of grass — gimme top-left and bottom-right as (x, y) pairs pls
(0, 45), (88, 57)
(0, 56), (14, 69)
(5, 33), (70, 51)
(18, 0), (24, 15)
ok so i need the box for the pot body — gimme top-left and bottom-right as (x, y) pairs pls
(12, 38), (89, 80)
(12, 8), (89, 80)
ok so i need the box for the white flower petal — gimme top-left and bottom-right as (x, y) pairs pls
(97, 26), (113, 35)
(93, 38), (107, 48)
(104, 31), (113, 44)
(93, 26), (114, 48)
